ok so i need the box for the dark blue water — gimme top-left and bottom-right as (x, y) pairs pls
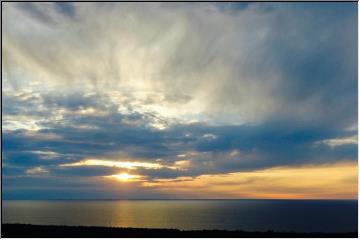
(3, 200), (357, 233)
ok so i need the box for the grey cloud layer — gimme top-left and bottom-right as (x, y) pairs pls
(4, 91), (357, 178)
(3, 2), (357, 125)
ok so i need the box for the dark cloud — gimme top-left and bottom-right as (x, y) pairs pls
(16, 2), (55, 24)
(53, 2), (76, 18)
(3, 94), (357, 181)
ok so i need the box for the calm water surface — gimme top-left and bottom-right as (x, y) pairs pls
(3, 200), (357, 232)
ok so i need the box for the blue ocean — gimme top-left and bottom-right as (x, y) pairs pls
(3, 199), (357, 233)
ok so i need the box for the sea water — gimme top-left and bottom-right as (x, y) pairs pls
(2, 199), (357, 233)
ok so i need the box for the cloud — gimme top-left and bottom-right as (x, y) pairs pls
(3, 101), (357, 182)
(59, 158), (189, 171)
(3, 3), (357, 126)
(315, 135), (357, 148)
(26, 167), (48, 175)
(60, 159), (164, 170)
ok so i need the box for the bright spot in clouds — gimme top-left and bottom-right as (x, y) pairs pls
(60, 159), (189, 170)
(105, 173), (143, 182)
(60, 159), (164, 169)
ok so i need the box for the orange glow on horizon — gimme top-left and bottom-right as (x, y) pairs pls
(141, 161), (358, 199)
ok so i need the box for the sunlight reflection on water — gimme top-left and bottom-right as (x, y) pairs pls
(3, 200), (357, 232)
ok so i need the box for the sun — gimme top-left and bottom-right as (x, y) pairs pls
(106, 173), (142, 182)
(116, 173), (133, 181)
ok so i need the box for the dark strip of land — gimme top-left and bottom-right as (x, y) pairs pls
(1, 224), (357, 238)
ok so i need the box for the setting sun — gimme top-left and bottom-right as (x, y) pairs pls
(106, 173), (142, 182)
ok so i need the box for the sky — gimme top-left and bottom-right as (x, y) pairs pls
(2, 2), (358, 199)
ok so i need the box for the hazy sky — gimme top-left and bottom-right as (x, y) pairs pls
(2, 2), (358, 199)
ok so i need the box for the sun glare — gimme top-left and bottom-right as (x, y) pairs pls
(106, 173), (142, 182)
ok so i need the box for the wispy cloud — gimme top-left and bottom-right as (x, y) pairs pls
(26, 167), (49, 175)
(315, 135), (357, 148)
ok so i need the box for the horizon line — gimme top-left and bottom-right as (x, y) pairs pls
(3, 198), (357, 201)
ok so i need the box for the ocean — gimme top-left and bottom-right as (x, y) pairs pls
(2, 199), (357, 233)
